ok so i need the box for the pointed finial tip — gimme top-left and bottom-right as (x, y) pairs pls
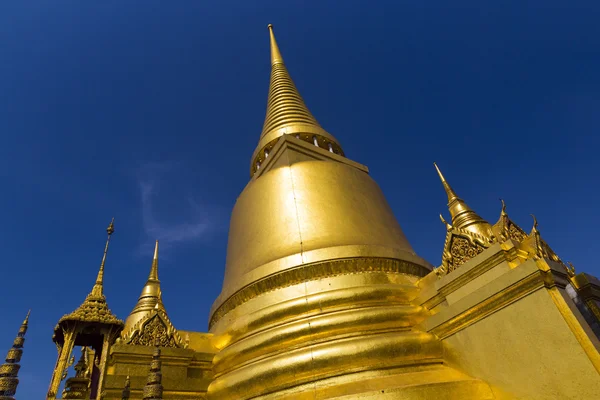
(530, 214), (539, 229)
(433, 162), (445, 181)
(107, 218), (115, 235)
(24, 309), (31, 324)
(500, 198), (507, 213)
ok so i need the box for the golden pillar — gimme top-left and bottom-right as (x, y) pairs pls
(47, 220), (124, 400)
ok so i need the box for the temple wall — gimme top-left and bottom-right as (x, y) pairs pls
(419, 245), (600, 400)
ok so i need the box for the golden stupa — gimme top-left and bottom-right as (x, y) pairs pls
(33, 25), (600, 399)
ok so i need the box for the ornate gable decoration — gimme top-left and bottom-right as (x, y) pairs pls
(437, 200), (567, 277)
(122, 307), (182, 348)
(491, 200), (527, 243)
(438, 215), (494, 275)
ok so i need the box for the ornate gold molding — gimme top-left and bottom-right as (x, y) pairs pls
(209, 257), (429, 329)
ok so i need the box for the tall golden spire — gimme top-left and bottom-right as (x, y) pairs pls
(149, 239), (159, 281)
(123, 241), (163, 328)
(251, 25), (343, 175)
(122, 241), (181, 347)
(0, 310), (30, 400)
(143, 346), (163, 400)
(434, 163), (493, 238)
(58, 219), (122, 326)
(90, 218), (115, 297)
(261, 24), (323, 138)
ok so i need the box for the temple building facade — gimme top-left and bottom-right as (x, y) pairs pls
(5, 25), (599, 399)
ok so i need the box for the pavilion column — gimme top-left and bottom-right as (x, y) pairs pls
(47, 328), (76, 400)
(94, 327), (118, 399)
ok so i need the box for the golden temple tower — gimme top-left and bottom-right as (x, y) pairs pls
(0, 310), (30, 400)
(206, 25), (494, 399)
(99, 240), (214, 399)
(40, 24), (600, 400)
(48, 219), (124, 400)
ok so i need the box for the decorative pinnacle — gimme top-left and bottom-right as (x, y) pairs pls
(149, 240), (159, 281)
(433, 162), (459, 203)
(93, 218), (116, 296)
(433, 163), (492, 238)
(530, 214), (539, 231)
(500, 198), (507, 215)
(23, 310), (31, 326)
(268, 24), (284, 65)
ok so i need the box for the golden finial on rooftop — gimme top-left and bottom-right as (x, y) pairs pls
(23, 309), (30, 326)
(434, 162), (459, 203)
(57, 219), (123, 327)
(92, 218), (116, 297)
(530, 214), (539, 232)
(500, 199), (507, 215)
(122, 240), (181, 348)
(149, 240), (159, 281)
(251, 24), (343, 175)
(433, 163), (493, 239)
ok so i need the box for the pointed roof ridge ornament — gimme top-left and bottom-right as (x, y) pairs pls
(433, 163), (493, 239)
(530, 214), (539, 233)
(251, 25), (344, 175)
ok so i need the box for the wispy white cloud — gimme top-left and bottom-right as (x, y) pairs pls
(136, 161), (226, 253)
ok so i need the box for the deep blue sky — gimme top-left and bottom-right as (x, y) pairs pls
(1, 1), (599, 396)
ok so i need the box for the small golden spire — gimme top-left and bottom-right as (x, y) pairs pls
(260, 24), (323, 139)
(149, 240), (159, 281)
(143, 346), (163, 400)
(91, 218), (115, 297)
(0, 310), (30, 399)
(122, 240), (173, 341)
(434, 162), (459, 203)
(433, 163), (492, 238)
